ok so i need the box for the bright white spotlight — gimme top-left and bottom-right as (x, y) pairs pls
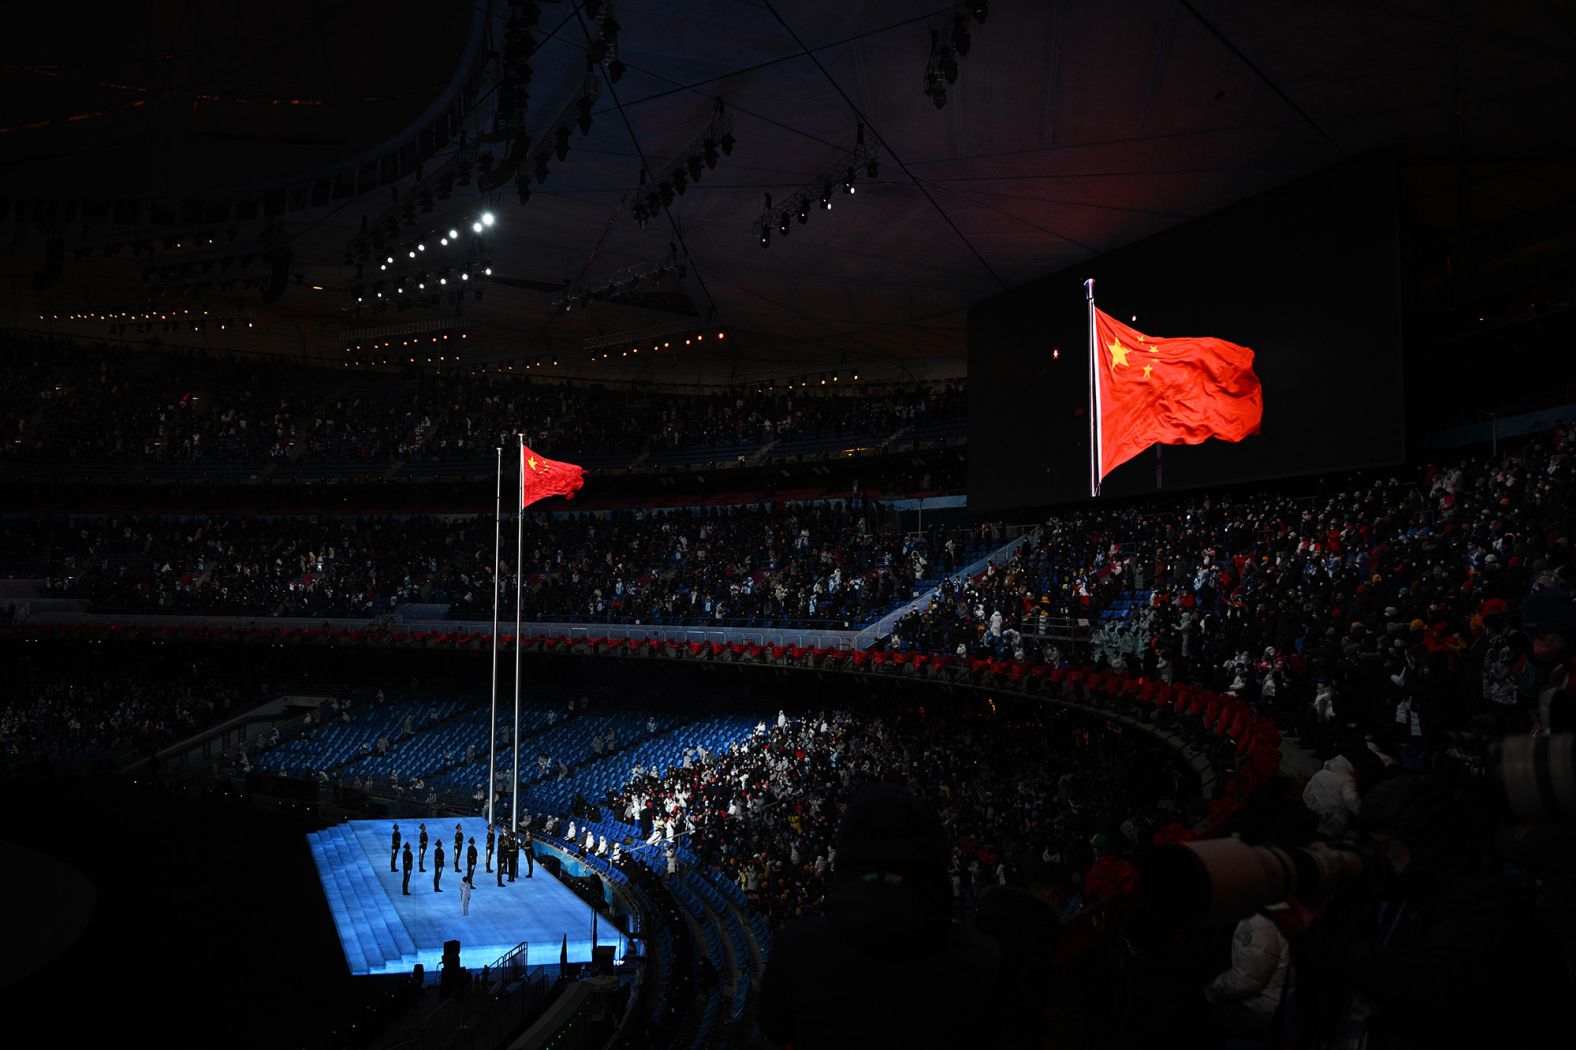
(409, 250), (416, 258)
(472, 221), (483, 233)
(417, 243), (425, 252)
(484, 266), (493, 276)
(481, 212), (495, 227)
(439, 238), (448, 246)
(448, 228), (459, 240)
(461, 273), (469, 281)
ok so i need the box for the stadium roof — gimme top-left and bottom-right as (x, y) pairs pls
(2, 0), (1572, 379)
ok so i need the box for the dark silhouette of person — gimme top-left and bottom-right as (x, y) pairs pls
(509, 830), (520, 881)
(433, 840), (445, 892)
(759, 784), (1008, 1047)
(466, 837), (478, 883)
(1299, 774), (1563, 1047)
(522, 830), (534, 878)
(401, 842), (413, 895)
(453, 823), (463, 873)
(496, 830), (508, 887)
(418, 823), (429, 872)
(390, 823), (401, 872)
(486, 825), (496, 872)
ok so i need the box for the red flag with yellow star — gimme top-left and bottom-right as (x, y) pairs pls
(1094, 307), (1262, 480)
(520, 444), (586, 508)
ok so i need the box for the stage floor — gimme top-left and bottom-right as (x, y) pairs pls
(309, 818), (626, 975)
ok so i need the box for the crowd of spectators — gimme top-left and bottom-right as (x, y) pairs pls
(893, 423), (1576, 750)
(1, 340), (306, 463)
(1, 652), (259, 771)
(610, 697), (1183, 930)
(0, 336), (964, 468)
(6, 500), (981, 627)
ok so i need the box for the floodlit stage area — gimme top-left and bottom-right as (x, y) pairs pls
(309, 817), (625, 976)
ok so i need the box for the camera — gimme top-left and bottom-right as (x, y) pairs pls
(1142, 837), (1372, 925)
(1488, 733), (1576, 825)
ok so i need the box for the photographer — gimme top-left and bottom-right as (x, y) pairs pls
(1295, 775), (1556, 1047)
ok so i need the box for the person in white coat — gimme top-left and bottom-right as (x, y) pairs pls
(1204, 909), (1291, 1039)
(459, 876), (474, 917)
(1302, 752), (1363, 839)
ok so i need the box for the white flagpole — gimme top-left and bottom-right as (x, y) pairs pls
(1085, 278), (1100, 498)
(513, 433), (524, 832)
(488, 446), (501, 829)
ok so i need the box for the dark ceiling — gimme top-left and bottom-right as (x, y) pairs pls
(2, 0), (1573, 381)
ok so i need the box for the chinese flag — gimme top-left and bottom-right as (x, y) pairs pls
(1094, 307), (1262, 480)
(521, 445), (586, 508)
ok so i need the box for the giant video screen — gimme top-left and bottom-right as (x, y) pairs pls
(968, 158), (1404, 513)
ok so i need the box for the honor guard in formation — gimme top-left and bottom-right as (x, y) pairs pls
(486, 825), (496, 872)
(433, 839), (445, 892)
(401, 842), (413, 895)
(453, 823), (464, 873)
(418, 823), (428, 871)
(390, 823), (401, 872)
(522, 830), (534, 878)
(466, 837), (478, 883)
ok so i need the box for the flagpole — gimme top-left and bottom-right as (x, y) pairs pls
(513, 433), (524, 833)
(1085, 278), (1100, 499)
(488, 446), (501, 829)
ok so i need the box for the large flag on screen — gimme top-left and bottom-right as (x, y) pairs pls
(521, 444), (586, 508)
(1094, 307), (1263, 480)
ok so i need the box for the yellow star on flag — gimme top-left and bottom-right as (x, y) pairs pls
(1107, 337), (1131, 368)
(1142, 363), (1153, 379)
(527, 456), (539, 471)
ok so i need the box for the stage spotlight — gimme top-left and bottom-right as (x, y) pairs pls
(796, 202), (809, 224)
(820, 184), (833, 209)
(843, 168), (856, 193)
(971, 1), (988, 24)
(481, 212), (495, 227)
(778, 216), (791, 236)
(448, 228), (459, 239)
(760, 227), (770, 248)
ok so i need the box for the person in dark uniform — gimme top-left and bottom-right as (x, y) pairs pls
(523, 830), (534, 878)
(509, 829), (520, 881)
(466, 837), (478, 883)
(391, 823), (402, 872)
(453, 823), (464, 873)
(401, 842), (414, 895)
(486, 825), (496, 873)
(496, 829), (508, 887)
(433, 840), (445, 892)
(418, 823), (429, 872)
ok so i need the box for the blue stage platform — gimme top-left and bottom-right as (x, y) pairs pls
(309, 818), (626, 975)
